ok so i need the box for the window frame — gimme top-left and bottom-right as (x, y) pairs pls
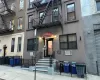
(66, 2), (76, 21)
(52, 7), (59, 22)
(9, 19), (14, 30)
(29, 0), (34, 9)
(11, 38), (15, 52)
(27, 38), (39, 51)
(96, 0), (100, 11)
(18, 17), (23, 30)
(39, 11), (45, 23)
(17, 37), (22, 52)
(20, 0), (24, 10)
(28, 14), (33, 29)
(59, 33), (77, 50)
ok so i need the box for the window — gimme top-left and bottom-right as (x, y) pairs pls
(28, 15), (33, 29)
(17, 37), (22, 52)
(0, 0), (2, 3)
(67, 3), (76, 21)
(11, 38), (15, 52)
(41, 0), (46, 4)
(39, 12), (44, 18)
(59, 34), (77, 50)
(18, 17), (23, 30)
(10, 20), (14, 30)
(96, 0), (100, 11)
(52, 7), (59, 22)
(39, 11), (44, 23)
(20, 0), (24, 9)
(27, 38), (38, 51)
(29, 0), (34, 8)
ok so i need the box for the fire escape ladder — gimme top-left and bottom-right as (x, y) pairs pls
(39, 0), (52, 25)
(3, 0), (13, 14)
(0, 14), (7, 29)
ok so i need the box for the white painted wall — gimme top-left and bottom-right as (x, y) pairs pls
(80, 0), (97, 16)
(0, 32), (24, 57)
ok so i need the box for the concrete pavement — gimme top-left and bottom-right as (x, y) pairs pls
(0, 66), (99, 80)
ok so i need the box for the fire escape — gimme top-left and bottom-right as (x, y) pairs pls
(0, 0), (15, 34)
(32, 0), (62, 29)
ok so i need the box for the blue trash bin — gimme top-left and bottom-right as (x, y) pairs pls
(15, 58), (20, 65)
(71, 62), (77, 74)
(64, 63), (70, 73)
(10, 58), (15, 66)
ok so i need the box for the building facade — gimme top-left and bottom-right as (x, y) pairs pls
(80, 0), (100, 75)
(0, 0), (26, 57)
(24, 0), (86, 64)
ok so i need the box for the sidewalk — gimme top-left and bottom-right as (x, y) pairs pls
(0, 66), (99, 80)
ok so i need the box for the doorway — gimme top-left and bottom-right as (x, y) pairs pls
(44, 38), (53, 57)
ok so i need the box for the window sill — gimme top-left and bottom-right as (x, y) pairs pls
(60, 49), (78, 50)
(65, 20), (79, 24)
(26, 29), (34, 31)
(19, 9), (24, 12)
(92, 11), (100, 15)
(27, 8), (35, 10)
(17, 29), (23, 31)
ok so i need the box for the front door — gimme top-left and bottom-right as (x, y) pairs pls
(45, 38), (53, 57)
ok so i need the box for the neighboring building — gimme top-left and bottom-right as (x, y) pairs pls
(24, 0), (86, 64)
(80, 0), (100, 75)
(0, 0), (26, 57)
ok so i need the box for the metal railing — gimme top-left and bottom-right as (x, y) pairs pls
(0, 1), (16, 15)
(29, 13), (62, 29)
(0, 21), (14, 31)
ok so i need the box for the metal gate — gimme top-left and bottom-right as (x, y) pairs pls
(94, 30), (100, 75)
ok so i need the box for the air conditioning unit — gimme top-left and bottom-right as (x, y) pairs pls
(11, 3), (16, 11)
(64, 50), (72, 56)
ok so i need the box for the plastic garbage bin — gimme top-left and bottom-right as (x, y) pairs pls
(5, 57), (10, 65)
(59, 61), (64, 74)
(1, 57), (5, 65)
(76, 63), (86, 78)
(10, 58), (15, 66)
(64, 63), (70, 73)
(15, 58), (20, 66)
(0, 57), (2, 65)
(71, 62), (77, 74)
